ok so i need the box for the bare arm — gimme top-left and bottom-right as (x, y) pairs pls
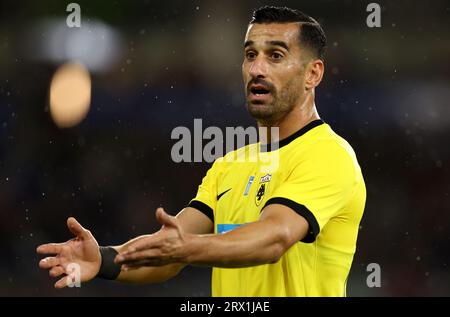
(116, 204), (309, 269)
(113, 207), (213, 284)
(186, 204), (309, 267)
(37, 207), (213, 288)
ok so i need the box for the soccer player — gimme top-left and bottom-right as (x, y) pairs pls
(37, 6), (366, 297)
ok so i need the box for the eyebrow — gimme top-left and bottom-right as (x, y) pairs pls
(268, 40), (289, 51)
(244, 40), (254, 48)
(244, 40), (290, 51)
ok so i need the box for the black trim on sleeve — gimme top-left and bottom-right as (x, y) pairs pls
(263, 197), (320, 243)
(187, 200), (214, 223)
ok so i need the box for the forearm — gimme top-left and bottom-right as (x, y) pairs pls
(106, 206), (213, 284)
(115, 263), (183, 284)
(186, 219), (291, 268)
(111, 236), (183, 284)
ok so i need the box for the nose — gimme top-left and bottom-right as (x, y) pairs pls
(248, 56), (268, 79)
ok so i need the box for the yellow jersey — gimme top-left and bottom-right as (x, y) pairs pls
(188, 120), (366, 297)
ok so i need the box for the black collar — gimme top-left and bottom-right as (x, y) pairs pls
(260, 119), (324, 152)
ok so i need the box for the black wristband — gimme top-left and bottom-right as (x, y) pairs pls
(97, 246), (121, 280)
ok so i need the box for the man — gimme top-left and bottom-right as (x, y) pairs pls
(37, 6), (366, 297)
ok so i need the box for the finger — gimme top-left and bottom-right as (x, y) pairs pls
(49, 266), (65, 278)
(122, 258), (166, 269)
(121, 263), (143, 271)
(54, 276), (68, 289)
(36, 243), (63, 255)
(67, 217), (88, 238)
(124, 236), (160, 254)
(115, 249), (161, 265)
(39, 257), (61, 269)
(156, 207), (177, 228)
(67, 217), (89, 239)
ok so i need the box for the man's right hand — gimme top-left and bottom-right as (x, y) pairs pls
(37, 217), (101, 289)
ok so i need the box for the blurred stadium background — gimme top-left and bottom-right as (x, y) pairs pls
(0, 0), (449, 296)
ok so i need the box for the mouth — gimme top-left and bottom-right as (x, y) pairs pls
(248, 85), (272, 103)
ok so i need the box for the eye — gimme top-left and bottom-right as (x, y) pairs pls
(245, 51), (257, 60)
(271, 52), (283, 60)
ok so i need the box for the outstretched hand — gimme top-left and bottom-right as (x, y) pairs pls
(115, 207), (192, 270)
(37, 217), (101, 288)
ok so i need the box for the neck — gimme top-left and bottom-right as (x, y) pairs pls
(258, 93), (320, 145)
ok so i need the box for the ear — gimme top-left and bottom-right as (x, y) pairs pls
(304, 59), (324, 91)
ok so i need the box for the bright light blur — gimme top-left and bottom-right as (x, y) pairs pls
(23, 18), (123, 73)
(49, 62), (91, 128)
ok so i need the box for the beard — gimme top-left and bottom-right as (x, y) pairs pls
(246, 78), (300, 124)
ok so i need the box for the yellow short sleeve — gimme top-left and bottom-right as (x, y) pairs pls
(264, 141), (357, 243)
(187, 160), (221, 222)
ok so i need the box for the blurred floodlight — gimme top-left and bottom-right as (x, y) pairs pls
(25, 18), (122, 73)
(49, 62), (91, 128)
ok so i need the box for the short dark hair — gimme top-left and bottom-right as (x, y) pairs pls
(250, 6), (327, 61)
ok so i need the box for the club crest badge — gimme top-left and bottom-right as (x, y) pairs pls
(255, 174), (272, 206)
